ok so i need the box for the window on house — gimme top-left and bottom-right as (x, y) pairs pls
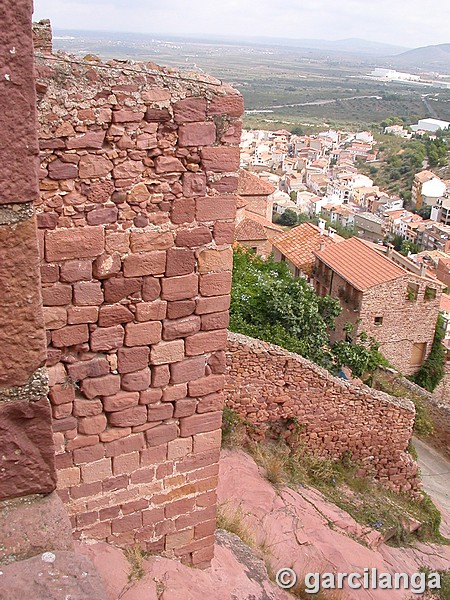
(406, 283), (419, 301)
(410, 342), (427, 367)
(374, 316), (383, 325)
(424, 286), (437, 301)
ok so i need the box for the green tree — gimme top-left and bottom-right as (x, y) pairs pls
(413, 315), (446, 392)
(277, 209), (298, 227)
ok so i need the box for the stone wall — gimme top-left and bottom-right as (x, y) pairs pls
(225, 333), (420, 493)
(34, 39), (242, 566)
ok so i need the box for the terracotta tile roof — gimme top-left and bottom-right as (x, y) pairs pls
(415, 170), (435, 183)
(440, 293), (450, 312)
(315, 237), (406, 291)
(272, 222), (343, 275)
(237, 169), (276, 196)
(235, 211), (282, 242)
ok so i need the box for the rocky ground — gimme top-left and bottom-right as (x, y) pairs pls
(2, 448), (450, 599)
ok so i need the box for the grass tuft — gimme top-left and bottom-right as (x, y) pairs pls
(124, 545), (149, 582)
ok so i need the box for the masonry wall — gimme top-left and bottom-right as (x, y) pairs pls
(225, 333), (420, 493)
(34, 39), (242, 566)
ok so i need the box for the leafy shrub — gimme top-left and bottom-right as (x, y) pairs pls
(414, 315), (446, 392)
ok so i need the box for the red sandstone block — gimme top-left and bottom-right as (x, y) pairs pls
(45, 226), (104, 262)
(48, 159), (78, 180)
(103, 277), (142, 303)
(121, 368), (151, 392)
(196, 196), (236, 221)
(178, 122), (216, 147)
(210, 175), (239, 193)
(193, 430), (222, 454)
(144, 107), (170, 123)
(103, 391), (140, 412)
(188, 374), (224, 397)
(192, 543), (215, 566)
(177, 449), (221, 474)
(145, 423), (178, 447)
(57, 467), (81, 488)
(40, 263), (59, 283)
(221, 120), (243, 145)
(104, 433), (145, 457)
(142, 507), (165, 526)
(150, 340), (185, 365)
(49, 384), (75, 406)
(147, 403), (174, 422)
(200, 147), (240, 172)
(90, 325), (124, 352)
(130, 466), (157, 485)
(197, 392), (224, 414)
(130, 230), (174, 253)
(165, 528), (194, 551)
(37, 211), (58, 229)
(208, 94), (244, 117)
(112, 109), (144, 123)
(123, 252), (166, 277)
(112, 512), (143, 534)
(86, 206), (118, 226)
(124, 321), (162, 347)
(162, 316), (201, 342)
(73, 281), (104, 306)
(162, 384), (187, 402)
(151, 365), (170, 387)
(53, 417), (77, 434)
(93, 253), (121, 279)
(41, 283), (72, 306)
(73, 399), (103, 418)
(121, 498), (149, 515)
(67, 357), (110, 382)
(81, 458), (112, 483)
(98, 305), (134, 327)
(176, 506), (216, 532)
(195, 295), (230, 315)
(165, 248), (196, 278)
(167, 300), (195, 319)
(201, 311), (230, 331)
(182, 172), (207, 198)
(167, 438), (193, 461)
(81, 374), (121, 399)
(142, 277), (161, 302)
(117, 346), (150, 374)
(173, 97), (207, 123)
(70, 481), (102, 500)
(161, 274), (198, 301)
(135, 300), (167, 322)
(213, 221), (235, 245)
(198, 249), (233, 274)
(100, 428), (131, 443)
(199, 272), (232, 297)
(139, 388), (163, 405)
(52, 402), (73, 419)
(179, 412), (222, 437)
(170, 356), (206, 384)
(174, 398), (197, 418)
(73, 443), (105, 465)
(99, 507), (121, 522)
(171, 198), (195, 224)
(78, 414), (108, 436)
(60, 260), (92, 283)
(207, 351), (227, 374)
(175, 227), (212, 248)
(140, 444), (168, 466)
(67, 306), (99, 325)
(154, 156), (186, 174)
(112, 452), (140, 475)
(102, 474), (129, 494)
(195, 491), (216, 509)
(66, 131), (105, 150)
(185, 330), (227, 356)
(105, 231), (130, 254)
(52, 324), (89, 348)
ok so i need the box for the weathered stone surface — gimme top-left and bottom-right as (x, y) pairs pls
(0, 215), (47, 386)
(45, 226), (104, 261)
(79, 155), (113, 178)
(0, 492), (73, 565)
(201, 147), (240, 172)
(0, 551), (109, 600)
(154, 156), (186, 174)
(178, 122), (216, 147)
(0, 398), (56, 500)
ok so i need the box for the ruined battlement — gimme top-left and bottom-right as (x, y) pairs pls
(33, 45), (243, 566)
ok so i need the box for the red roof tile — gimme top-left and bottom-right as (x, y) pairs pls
(272, 222), (343, 275)
(235, 211), (282, 242)
(315, 237), (406, 291)
(237, 169), (276, 196)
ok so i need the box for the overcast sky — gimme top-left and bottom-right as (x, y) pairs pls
(33, 0), (450, 49)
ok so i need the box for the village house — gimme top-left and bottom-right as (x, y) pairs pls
(272, 221), (343, 278)
(313, 237), (442, 374)
(412, 170), (447, 209)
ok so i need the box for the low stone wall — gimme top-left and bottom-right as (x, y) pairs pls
(225, 333), (420, 493)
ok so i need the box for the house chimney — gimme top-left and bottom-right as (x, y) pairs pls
(318, 218), (326, 234)
(328, 227), (336, 239)
(319, 240), (325, 251)
(420, 264), (427, 277)
(386, 243), (394, 257)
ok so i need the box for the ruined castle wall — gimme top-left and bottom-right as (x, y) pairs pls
(34, 41), (242, 566)
(225, 333), (420, 493)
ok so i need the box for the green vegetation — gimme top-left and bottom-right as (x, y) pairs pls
(372, 372), (434, 437)
(230, 247), (388, 377)
(413, 315), (447, 393)
(389, 234), (420, 256)
(222, 413), (448, 547)
(124, 545), (149, 582)
(273, 211), (357, 239)
(420, 569), (450, 600)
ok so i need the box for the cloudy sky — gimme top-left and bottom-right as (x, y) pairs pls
(33, 0), (450, 49)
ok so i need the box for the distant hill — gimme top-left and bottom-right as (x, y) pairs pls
(388, 43), (450, 72)
(278, 37), (409, 56)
